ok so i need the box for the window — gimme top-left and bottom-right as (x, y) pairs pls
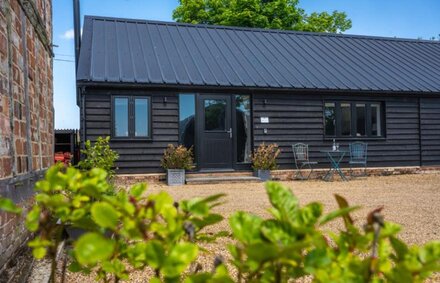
(324, 103), (336, 136)
(204, 99), (226, 131)
(324, 101), (384, 138)
(341, 103), (351, 136)
(371, 103), (381, 137)
(113, 96), (151, 139)
(114, 98), (129, 137)
(356, 103), (366, 136)
(179, 94), (196, 150)
(236, 95), (252, 163)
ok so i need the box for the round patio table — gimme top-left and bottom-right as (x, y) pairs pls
(320, 150), (349, 182)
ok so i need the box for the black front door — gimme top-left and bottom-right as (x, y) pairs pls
(198, 94), (233, 169)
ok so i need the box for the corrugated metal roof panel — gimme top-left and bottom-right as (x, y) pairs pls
(77, 15), (440, 94)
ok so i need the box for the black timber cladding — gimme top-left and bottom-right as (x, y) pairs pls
(77, 16), (440, 94)
(253, 93), (422, 169)
(420, 98), (440, 166)
(84, 91), (178, 173)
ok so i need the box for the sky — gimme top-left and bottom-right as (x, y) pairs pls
(53, 0), (440, 129)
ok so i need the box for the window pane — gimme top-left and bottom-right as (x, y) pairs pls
(371, 103), (382, 136)
(341, 103), (351, 136)
(356, 103), (366, 136)
(114, 98), (129, 137)
(324, 103), (336, 136)
(204, 99), (226, 131)
(236, 95), (251, 163)
(179, 94), (196, 150)
(135, 98), (149, 137)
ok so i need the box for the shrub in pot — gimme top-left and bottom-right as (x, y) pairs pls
(161, 144), (194, 186)
(251, 143), (281, 181)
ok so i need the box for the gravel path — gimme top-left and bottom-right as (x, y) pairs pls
(149, 173), (440, 245)
(57, 173), (440, 282)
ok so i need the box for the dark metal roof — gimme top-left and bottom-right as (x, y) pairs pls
(77, 15), (440, 93)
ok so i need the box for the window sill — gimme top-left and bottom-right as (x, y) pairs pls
(323, 137), (386, 141)
(111, 137), (153, 142)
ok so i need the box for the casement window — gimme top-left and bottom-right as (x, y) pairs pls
(113, 96), (151, 139)
(324, 101), (384, 138)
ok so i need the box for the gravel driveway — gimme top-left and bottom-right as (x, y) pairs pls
(57, 173), (440, 282)
(149, 172), (440, 245)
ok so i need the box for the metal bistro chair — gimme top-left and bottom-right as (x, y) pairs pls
(349, 142), (368, 177)
(293, 143), (318, 180)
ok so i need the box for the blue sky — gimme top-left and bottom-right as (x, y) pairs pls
(53, 0), (440, 129)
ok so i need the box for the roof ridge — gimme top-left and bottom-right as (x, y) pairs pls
(83, 15), (440, 45)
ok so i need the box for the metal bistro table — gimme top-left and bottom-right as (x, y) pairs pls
(320, 150), (349, 181)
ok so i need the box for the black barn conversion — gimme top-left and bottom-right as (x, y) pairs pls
(76, 15), (440, 174)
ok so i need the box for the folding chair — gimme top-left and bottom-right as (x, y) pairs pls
(349, 142), (368, 177)
(292, 143), (317, 180)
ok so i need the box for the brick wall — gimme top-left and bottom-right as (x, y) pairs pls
(0, 0), (53, 272)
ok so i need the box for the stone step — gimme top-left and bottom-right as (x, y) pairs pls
(186, 175), (261, 185)
(186, 171), (254, 178)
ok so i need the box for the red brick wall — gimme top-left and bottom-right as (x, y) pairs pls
(0, 0), (53, 272)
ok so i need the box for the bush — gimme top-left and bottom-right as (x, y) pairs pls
(78, 136), (118, 178)
(1, 168), (439, 282)
(228, 182), (440, 282)
(161, 144), (194, 170)
(23, 164), (226, 282)
(251, 143), (281, 170)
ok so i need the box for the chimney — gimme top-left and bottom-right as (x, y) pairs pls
(73, 0), (81, 72)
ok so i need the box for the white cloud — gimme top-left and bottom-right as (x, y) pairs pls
(61, 29), (75, 40)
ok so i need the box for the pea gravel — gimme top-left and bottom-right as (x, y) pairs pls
(54, 173), (440, 282)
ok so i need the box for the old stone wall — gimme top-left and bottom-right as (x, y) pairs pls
(0, 0), (53, 271)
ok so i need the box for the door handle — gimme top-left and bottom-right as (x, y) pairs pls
(227, 128), (232, 139)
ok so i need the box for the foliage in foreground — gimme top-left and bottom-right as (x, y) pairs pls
(78, 136), (119, 179)
(1, 165), (440, 282)
(173, 0), (352, 33)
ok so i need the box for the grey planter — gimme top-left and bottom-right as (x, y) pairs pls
(254, 169), (271, 181)
(167, 169), (186, 186)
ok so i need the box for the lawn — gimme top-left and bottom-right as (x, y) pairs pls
(52, 173), (440, 282)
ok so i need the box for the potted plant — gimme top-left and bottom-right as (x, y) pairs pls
(161, 144), (194, 186)
(251, 143), (281, 181)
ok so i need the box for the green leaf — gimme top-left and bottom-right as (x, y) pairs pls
(319, 206), (361, 226)
(130, 183), (147, 198)
(25, 206), (41, 232)
(390, 236), (409, 260)
(162, 242), (198, 278)
(144, 241), (166, 269)
(261, 219), (293, 244)
(0, 197), (22, 214)
(191, 213), (224, 230)
(74, 233), (115, 266)
(266, 182), (298, 223)
(229, 211), (263, 245)
(246, 243), (279, 262)
(28, 237), (52, 259)
(91, 202), (119, 229)
(32, 247), (47, 259)
(334, 194), (354, 228)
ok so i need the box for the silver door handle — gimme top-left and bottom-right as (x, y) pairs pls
(227, 128), (232, 139)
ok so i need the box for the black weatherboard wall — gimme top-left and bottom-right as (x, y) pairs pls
(77, 16), (440, 173)
(84, 90), (178, 174)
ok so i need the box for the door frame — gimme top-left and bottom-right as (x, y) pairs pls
(192, 93), (253, 171)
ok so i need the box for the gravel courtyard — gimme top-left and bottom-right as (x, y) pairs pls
(56, 173), (440, 282)
(149, 172), (440, 245)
